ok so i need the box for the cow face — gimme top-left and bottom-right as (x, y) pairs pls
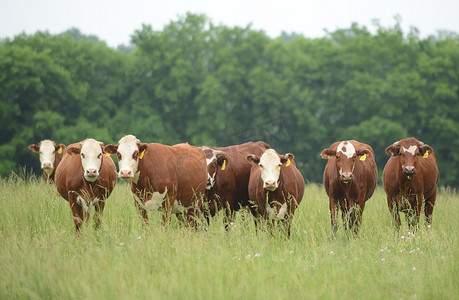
(28, 140), (64, 176)
(67, 139), (104, 182)
(104, 135), (148, 180)
(386, 139), (433, 178)
(202, 148), (228, 190)
(247, 149), (293, 191)
(321, 141), (370, 184)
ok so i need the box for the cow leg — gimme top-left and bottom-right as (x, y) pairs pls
(93, 199), (105, 229)
(329, 198), (338, 238)
(133, 195), (148, 225)
(352, 201), (365, 236)
(69, 196), (84, 234)
(424, 189), (437, 227)
(388, 195), (401, 231)
(411, 194), (423, 230)
(223, 197), (236, 231)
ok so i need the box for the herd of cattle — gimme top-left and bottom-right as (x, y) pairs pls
(28, 136), (439, 237)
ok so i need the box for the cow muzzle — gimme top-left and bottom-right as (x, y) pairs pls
(119, 169), (133, 179)
(263, 180), (278, 191)
(403, 166), (416, 176)
(42, 162), (53, 169)
(341, 172), (353, 184)
(84, 169), (99, 181)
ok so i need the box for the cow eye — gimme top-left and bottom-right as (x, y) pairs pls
(117, 153), (121, 160)
(398, 153), (403, 156)
(97, 153), (102, 159)
(132, 150), (139, 160)
(81, 153), (85, 159)
(259, 164), (264, 168)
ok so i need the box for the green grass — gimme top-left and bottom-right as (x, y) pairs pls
(1, 174), (458, 299)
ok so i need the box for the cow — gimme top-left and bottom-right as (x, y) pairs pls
(202, 141), (271, 228)
(383, 137), (439, 230)
(247, 148), (305, 237)
(321, 140), (377, 236)
(54, 138), (117, 233)
(28, 140), (66, 182)
(104, 135), (207, 227)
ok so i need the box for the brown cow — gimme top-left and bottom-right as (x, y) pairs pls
(104, 135), (207, 227)
(383, 137), (439, 230)
(247, 148), (305, 237)
(54, 139), (117, 233)
(28, 140), (66, 182)
(202, 141), (271, 228)
(321, 140), (377, 236)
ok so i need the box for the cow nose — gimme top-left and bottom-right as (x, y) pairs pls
(119, 170), (132, 178)
(42, 162), (52, 169)
(341, 172), (353, 183)
(86, 169), (98, 177)
(404, 166), (416, 174)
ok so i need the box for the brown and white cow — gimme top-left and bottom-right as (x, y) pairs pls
(247, 149), (305, 237)
(54, 139), (117, 233)
(28, 140), (66, 182)
(202, 141), (271, 228)
(383, 137), (439, 230)
(104, 135), (207, 227)
(321, 140), (377, 236)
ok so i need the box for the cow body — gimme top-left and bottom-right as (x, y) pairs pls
(54, 139), (117, 233)
(247, 149), (305, 237)
(28, 140), (66, 182)
(104, 135), (207, 227)
(321, 140), (377, 236)
(202, 141), (270, 227)
(383, 137), (439, 229)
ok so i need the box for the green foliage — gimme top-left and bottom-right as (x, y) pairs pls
(1, 14), (459, 186)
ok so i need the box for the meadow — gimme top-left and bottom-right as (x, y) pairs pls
(0, 174), (457, 299)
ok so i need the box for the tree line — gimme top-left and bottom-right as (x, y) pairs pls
(1, 13), (458, 186)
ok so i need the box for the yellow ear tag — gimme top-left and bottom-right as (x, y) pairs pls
(139, 149), (146, 160)
(57, 147), (62, 154)
(360, 153), (367, 161)
(286, 158), (291, 167)
(105, 153), (111, 157)
(423, 151), (429, 158)
(221, 160), (226, 171)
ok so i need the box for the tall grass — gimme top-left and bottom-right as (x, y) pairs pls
(0, 175), (457, 299)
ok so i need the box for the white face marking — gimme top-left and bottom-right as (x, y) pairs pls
(117, 135), (140, 179)
(205, 149), (218, 190)
(259, 149), (282, 191)
(145, 188), (168, 212)
(39, 140), (56, 170)
(402, 145), (417, 155)
(337, 141), (356, 158)
(80, 139), (103, 182)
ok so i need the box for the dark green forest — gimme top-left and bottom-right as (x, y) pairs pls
(1, 13), (458, 186)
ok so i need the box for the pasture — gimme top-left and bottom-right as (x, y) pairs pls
(0, 174), (457, 299)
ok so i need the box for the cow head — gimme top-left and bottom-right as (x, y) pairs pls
(104, 135), (148, 180)
(202, 147), (228, 190)
(247, 149), (294, 191)
(28, 140), (65, 176)
(385, 138), (433, 179)
(321, 141), (370, 184)
(67, 139), (105, 182)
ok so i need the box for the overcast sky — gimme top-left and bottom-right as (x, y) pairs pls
(1, 0), (458, 48)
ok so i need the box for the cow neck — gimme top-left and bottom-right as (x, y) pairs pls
(398, 173), (416, 198)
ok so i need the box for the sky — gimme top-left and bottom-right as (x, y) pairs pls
(1, 0), (458, 48)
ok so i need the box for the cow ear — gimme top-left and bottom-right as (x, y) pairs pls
(247, 154), (260, 165)
(418, 144), (433, 156)
(139, 143), (148, 154)
(67, 146), (81, 155)
(385, 144), (400, 156)
(55, 144), (65, 154)
(356, 148), (370, 157)
(320, 148), (335, 159)
(28, 144), (40, 152)
(104, 144), (118, 155)
(281, 153), (294, 164)
(216, 152), (228, 167)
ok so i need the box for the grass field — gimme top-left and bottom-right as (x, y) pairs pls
(0, 174), (458, 299)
